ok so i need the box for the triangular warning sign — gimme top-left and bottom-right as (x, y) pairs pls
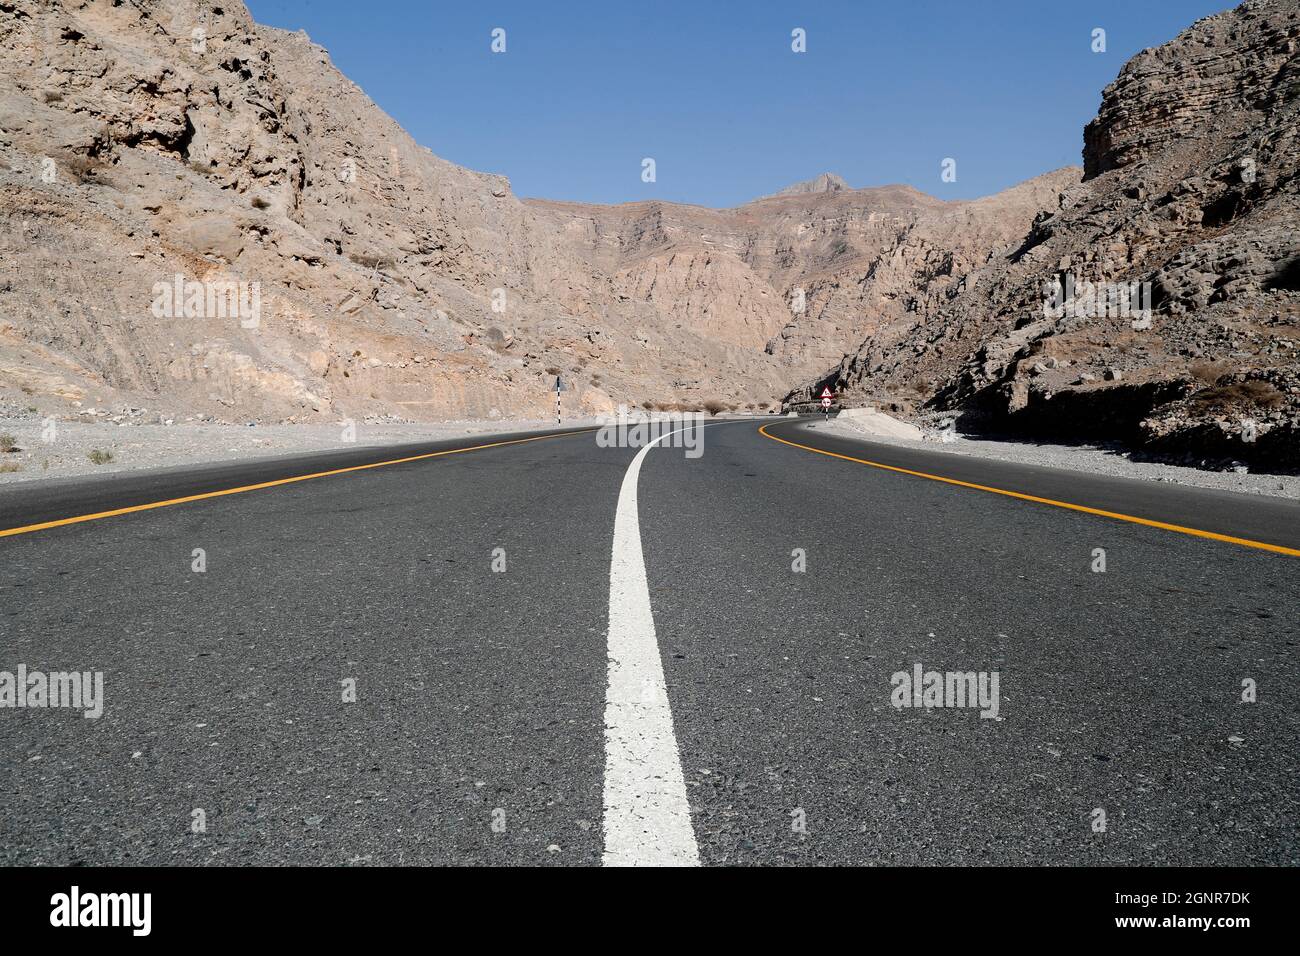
(820, 386), (833, 399)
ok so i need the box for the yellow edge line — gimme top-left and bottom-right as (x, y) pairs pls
(758, 423), (1300, 558)
(0, 429), (595, 540)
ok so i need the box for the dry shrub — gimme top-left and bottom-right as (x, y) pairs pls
(346, 251), (392, 270)
(1189, 361), (1229, 386)
(1190, 379), (1285, 412)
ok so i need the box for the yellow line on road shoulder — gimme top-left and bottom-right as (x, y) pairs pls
(0, 429), (595, 540)
(758, 422), (1300, 558)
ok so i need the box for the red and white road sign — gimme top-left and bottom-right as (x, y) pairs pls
(819, 386), (833, 408)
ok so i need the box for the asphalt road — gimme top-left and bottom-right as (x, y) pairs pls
(1, 418), (1296, 865)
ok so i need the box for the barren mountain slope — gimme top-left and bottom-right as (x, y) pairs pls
(529, 170), (1076, 385)
(0, 0), (574, 422)
(0, 0), (785, 421)
(791, 0), (1300, 470)
(0, 0), (1071, 426)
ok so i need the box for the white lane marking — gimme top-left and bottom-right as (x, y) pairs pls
(603, 426), (703, 866)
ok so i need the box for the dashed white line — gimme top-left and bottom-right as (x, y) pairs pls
(602, 427), (703, 866)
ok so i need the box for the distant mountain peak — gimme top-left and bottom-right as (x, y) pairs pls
(762, 172), (850, 199)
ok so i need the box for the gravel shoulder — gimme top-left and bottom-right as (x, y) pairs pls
(6, 410), (1292, 502)
(0, 416), (606, 487)
(817, 414), (1300, 500)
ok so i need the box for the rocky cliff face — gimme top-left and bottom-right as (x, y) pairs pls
(760, 172), (849, 198)
(0, 0), (1071, 426)
(0, 0), (615, 423)
(529, 172), (1074, 390)
(791, 0), (1300, 470)
(11, 0), (1284, 466)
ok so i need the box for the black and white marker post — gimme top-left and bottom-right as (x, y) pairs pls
(555, 375), (562, 425)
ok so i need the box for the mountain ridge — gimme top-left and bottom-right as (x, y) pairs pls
(787, 0), (1300, 469)
(2, 0), (1291, 469)
(0, 0), (1068, 423)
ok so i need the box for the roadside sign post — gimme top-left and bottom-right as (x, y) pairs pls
(555, 375), (563, 425)
(820, 386), (833, 421)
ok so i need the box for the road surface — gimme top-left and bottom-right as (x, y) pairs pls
(1, 418), (1296, 865)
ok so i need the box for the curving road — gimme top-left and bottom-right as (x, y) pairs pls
(1, 418), (1296, 865)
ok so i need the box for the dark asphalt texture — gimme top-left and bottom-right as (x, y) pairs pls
(1, 426), (626, 865)
(1, 418), (1296, 865)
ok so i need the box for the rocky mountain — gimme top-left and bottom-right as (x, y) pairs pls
(527, 170), (1075, 385)
(0, 0), (1070, 427)
(0, 0), (606, 424)
(760, 172), (849, 199)
(790, 0), (1300, 470)
(7, 0), (1289, 472)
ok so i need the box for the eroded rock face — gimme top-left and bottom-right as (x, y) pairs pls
(529, 174), (1074, 392)
(1082, 0), (1299, 179)
(0, 0), (1067, 424)
(0, 0), (556, 422)
(760, 172), (849, 199)
(791, 0), (1300, 470)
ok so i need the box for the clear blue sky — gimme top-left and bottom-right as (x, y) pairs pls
(246, 0), (1230, 206)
